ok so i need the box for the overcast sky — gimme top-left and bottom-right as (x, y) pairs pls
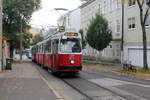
(30, 0), (82, 28)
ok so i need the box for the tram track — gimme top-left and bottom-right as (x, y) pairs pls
(61, 74), (129, 100)
(36, 64), (133, 100)
(82, 70), (150, 86)
(34, 62), (148, 100)
(60, 70), (149, 100)
(81, 71), (149, 100)
(33, 61), (93, 100)
(61, 77), (94, 100)
(35, 63), (92, 100)
(78, 75), (129, 100)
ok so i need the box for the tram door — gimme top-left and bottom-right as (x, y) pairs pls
(52, 40), (59, 70)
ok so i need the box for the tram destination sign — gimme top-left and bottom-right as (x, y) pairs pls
(64, 32), (78, 36)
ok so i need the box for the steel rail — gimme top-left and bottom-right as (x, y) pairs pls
(81, 71), (149, 100)
(61, 77), (94, 100)
(79, 72), (130, 100)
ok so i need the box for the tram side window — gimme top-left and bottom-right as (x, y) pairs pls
(43, 43), (46, 53)
(32, 47), (35, 55)
(39, 45), (41, 53)
(48, 40), (51, 53)
(52, 40), (59, 53)
(36, 46), (37, 53)
(37, 46), (38, 53)
(36, 46), (38, 53)
(46, 40), (51, 53)
(45, 42), (48, 53)
(41, 45), (43, 53)
(41, 44), (43, 53)
(40, 45), (42, 53)
(33, 47), (35, 54)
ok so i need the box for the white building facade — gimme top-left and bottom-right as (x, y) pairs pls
(80, 0), (122, 62)
(80, 0), (150, 68)
(123, 0), (150, 68)
(58, 8), (81, 32)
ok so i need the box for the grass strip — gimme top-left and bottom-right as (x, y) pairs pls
(119, 69), (150, 74)
(82, 60), (118, 66)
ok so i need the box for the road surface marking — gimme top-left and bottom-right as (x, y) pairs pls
(89, 78), (147, 100)
(39, 73), (65, 100)
(90, 78), (150, 88)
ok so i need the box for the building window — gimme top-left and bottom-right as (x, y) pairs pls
(67, 16), (70, 26)
(99, 2), (103, 13)
(110, 45), (112, 48)
(116, 0), (120, 8)
(98, 4), (101, 12)
(109, 0), (113, 11)
(117, 44), (120, 48)
(128, 0), (136, 6)
(108, 21), (112, 30)
(116, 19), (121, 33)
(128, 17), (136, 29)
(101, 2), (104, 14)
(104, 1), (107, 13)
(145, 14), (150, 26)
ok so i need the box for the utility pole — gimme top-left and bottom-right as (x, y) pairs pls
(20, 16), (23, 62)
(0, 0), (3, 71)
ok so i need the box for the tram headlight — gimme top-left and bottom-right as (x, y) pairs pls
(70, 60), (74, 64)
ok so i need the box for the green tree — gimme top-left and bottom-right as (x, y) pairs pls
(86, 13), (112, 51)
(79, 29), (86, 49)
(3, 0), (41, 57)
(22, 33), (33, 49)
(31, 34), (44, 45)
(137, 0), (150, 69)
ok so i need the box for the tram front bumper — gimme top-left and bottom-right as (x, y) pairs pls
(58, 66), (82, 71)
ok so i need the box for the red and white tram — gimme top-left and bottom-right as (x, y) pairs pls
(31, 31), (82, 73)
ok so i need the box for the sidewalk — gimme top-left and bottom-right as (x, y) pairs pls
(0, 56), (57, 100)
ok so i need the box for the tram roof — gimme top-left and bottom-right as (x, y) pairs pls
(33, 31), (81, 46)
(51, 31), (81, 40)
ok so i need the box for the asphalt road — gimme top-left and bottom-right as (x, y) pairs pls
(34, 62), (150, 100)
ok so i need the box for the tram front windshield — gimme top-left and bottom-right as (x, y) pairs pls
(60, 38), (81, 53)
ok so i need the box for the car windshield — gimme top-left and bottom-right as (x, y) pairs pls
(60, 39), (81, 53)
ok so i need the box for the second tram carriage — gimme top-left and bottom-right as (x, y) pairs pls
(31, 31), (82, 73)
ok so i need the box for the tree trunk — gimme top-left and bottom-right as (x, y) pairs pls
(10, 46), (14, 59)
(142, 25), (148, 69)
(139, 8), (148, 69)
